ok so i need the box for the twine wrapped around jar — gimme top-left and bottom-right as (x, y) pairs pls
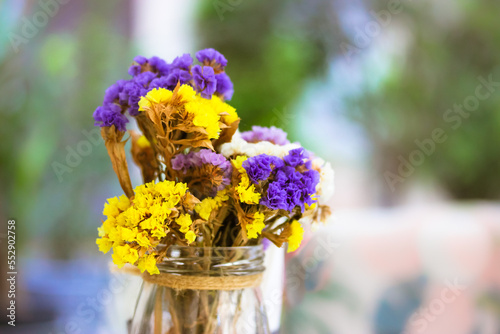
(111, 263), (263, 290)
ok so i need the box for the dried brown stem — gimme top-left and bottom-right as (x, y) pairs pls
(101, 126), (134, 198)
(135, 113), (164, 181)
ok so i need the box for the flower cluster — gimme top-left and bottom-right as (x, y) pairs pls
(172, 150), (232, 197)
(94, 50), (333, 276)
(241, 148), (320, 212)
(93, 49), (234, 132)
(137, 84), (237, 141)
(96, 180), (201, 275)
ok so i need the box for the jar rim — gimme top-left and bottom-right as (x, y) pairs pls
(154, 244), (265, 276)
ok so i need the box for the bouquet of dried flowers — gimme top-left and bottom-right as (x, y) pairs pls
(94, 49), (334, 277)
(93, 49), (334, 333)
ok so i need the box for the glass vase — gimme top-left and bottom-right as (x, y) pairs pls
(130, 246), (270, 334)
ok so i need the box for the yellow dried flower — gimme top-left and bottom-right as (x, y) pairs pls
(287, 220), (304, 253)
(103, 198), (120, 218)
(137, 253), (160, 275)
(231, 155), (246, 170)
(176, 84), (196, 103)
(96, 237), (113, 254)
(138, 84), (237, 145)
(107, 225), (123, 246)
(97, 226), (106, 237)
(97, 180), (191, 275)
(208, 95), (238, 124)
(195, 189), (229, 220)
(231, 156), (261, 204)
(112, 244), (139, 268)
(138, 88), (173, 111)
(246, 212), (266, 239)
(136, 135), (151, 149)
(177, 213), (193, 234)
(236, 174), (261, 204)
(102, 216), (116, 234)
(196, 198), (216, 220)
(185, 98), (221, 139)
(135, 231), (151, 248)
(121, 227), (137, 242)
(117, 194), (130, 211)
(151, 227), (167, 239)
(185, 230), (197, 244)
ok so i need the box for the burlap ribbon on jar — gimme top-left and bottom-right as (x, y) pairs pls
(110, 263), (263, 290)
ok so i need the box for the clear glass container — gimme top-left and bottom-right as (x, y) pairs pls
(130, 246), (270, 334)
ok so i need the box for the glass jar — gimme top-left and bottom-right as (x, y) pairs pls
(130, 246), (270, 334)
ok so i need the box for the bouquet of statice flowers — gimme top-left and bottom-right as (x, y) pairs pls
(94, 49), (334, 276)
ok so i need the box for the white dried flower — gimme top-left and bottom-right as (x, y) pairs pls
(220, 131), (301, 158)
(312, 158), (335, 204)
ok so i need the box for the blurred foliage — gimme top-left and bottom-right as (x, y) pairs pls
(0, 0), (133, 256)
(196, 0), (345, 133)
(346, 0), (500, 200)
(198, 0), (500, 201)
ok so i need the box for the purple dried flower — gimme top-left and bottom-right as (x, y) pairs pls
(93, 103), (128, 131)
(171, 151), (195, 173)
(165, 69), (192, 89)
(196, 48), (228, 68)
(262, 238), (271, 251)
(283, 148), (309, 167)
(192, 65), (217, 99)
(149, 77), (171, 90)
(123, 72), (157, 116)
(148, 56), (170, 76)
(302, 169), (320, 194)
(285, 183), (303, 211)
(103, 80), (128, 104)
(134, 55), (148, 64)
(172, 150), (232, 177)
(242, 154), (284, 183)
(261, 182), (288, 211)
(128, 55), (169, 77)
(241, 126), (290, 146)
(284, 166), (302, 181)
(215, 73), (234, 100)
(134, 71), (157, 87)
(128, 55), (147, 76)
(171, 53), (193, 71)
(197, 149), (231, 169)
(273, 169), (287, 184)
(259, 152), (320, 212)
(171, 150), (232, 196)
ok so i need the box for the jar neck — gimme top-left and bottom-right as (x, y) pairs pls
(156, 246), (265, 276)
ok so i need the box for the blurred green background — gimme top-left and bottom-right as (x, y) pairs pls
(0, 0), (499, 333)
